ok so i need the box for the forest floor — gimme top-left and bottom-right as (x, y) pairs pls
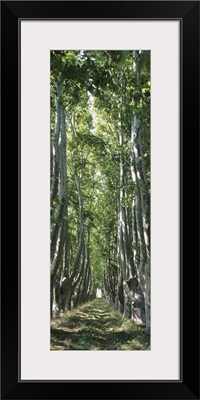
(51, 299), (150, 350)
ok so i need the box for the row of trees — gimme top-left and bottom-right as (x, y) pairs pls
(50, 50), (150, 334)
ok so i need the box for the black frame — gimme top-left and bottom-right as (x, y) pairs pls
(1, 1), (199, 399)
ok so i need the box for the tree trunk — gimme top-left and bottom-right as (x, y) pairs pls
(130, 51), (151, 333)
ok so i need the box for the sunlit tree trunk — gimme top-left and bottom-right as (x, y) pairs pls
(116, 130), (125, 313)
(50, 82), (69, 317)
(130, 51), (151, 333)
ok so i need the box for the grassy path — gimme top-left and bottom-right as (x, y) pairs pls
(51, 299), (150, 350)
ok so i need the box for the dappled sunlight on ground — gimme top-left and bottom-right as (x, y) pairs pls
(51, 299), (150, 351)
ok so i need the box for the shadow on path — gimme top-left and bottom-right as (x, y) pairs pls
(51, 299), (150, 350)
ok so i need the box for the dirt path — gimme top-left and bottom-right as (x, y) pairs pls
(51, 299), (150, 350)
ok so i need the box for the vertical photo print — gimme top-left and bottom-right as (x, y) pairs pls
(50, 50), (150, 350)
